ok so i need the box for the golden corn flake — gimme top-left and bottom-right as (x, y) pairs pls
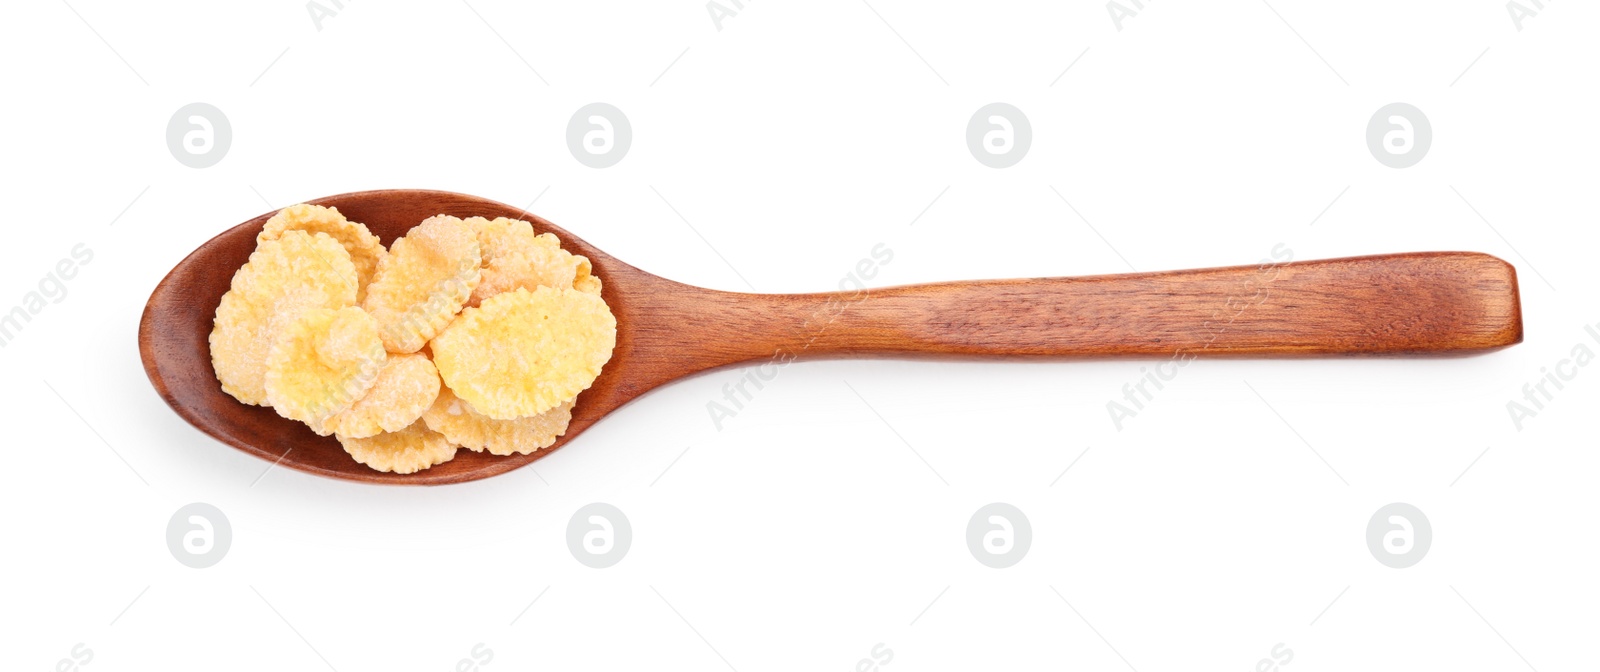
(337, 418), (456, 474)
(471, 216), (539, 261)
(423, 386), (573, 456)
(430, 286), (616, 419)
(210, 230), (359, 406)
(323, 353), (441, 439)
(466, 216), (592, 307)
(214, 208), (617, 475)
(362, 214), (480, 354)
(572, 255), (602, 296)
(264, 306), (386, 430)
(259, 204), (387, 302)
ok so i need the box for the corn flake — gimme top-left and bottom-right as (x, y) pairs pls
(423, 386), (573, 456)
(264, 306), (386, 430)
(210, 230), (358, 406)
(259, 204), (387, 302)
(362, 214), (480, 353)
(466, 216), (592, 307)
(337, 418), (457, 474)
(323, 353), (441, 439)
(573, 255), (602, 296)
(430, 286), (616, 419)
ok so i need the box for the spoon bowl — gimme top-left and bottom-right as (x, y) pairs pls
(140, 189), (1523, 485)
(142, 190), (653, 484)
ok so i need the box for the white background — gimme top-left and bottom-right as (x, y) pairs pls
(2, 1), (1596, 670)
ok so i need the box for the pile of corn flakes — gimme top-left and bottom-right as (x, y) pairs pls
(210, 205), (615, 473)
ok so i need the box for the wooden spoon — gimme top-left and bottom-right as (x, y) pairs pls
(139, 189), (1523, 485)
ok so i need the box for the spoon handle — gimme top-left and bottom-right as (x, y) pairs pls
(653, 252), (1521, 368)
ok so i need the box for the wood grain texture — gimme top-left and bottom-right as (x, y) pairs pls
(139, 190), (1523, 485)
